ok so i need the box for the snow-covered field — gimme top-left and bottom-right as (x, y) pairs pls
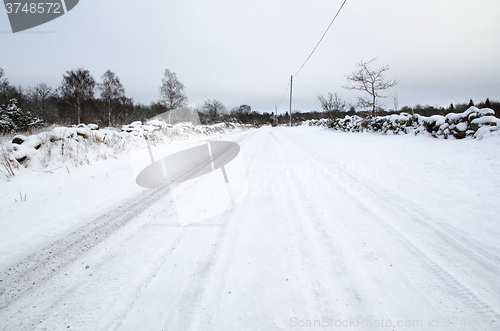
(1, 126), (500, 330)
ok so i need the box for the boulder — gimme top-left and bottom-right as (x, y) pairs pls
(12, 135), (27, 145)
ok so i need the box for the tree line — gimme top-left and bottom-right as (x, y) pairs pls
(1, 61), (498, 134)
(0, 67), (277, 133)
(0, 67), (195, 131)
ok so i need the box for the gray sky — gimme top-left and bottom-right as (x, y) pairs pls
(1, 0), (499, 114)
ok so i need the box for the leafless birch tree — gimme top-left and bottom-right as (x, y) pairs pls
(159, 69), (188, 110)
(343, 58), (398, 115)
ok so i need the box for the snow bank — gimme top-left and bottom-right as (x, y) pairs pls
(306, 107), (499, 139)
(0, 120), (252, 179)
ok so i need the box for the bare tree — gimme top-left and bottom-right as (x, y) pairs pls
(60, 68), (96, 124)
(0, 68), (6, 85)
(98, 70), (126, 126)
(27, 83), (57, 122)
(238, 104), (251, 114)
(343, 58), (399, 115)
(202, 99), (226, 123)
(159, 69), (188, 110)
(317, 92), (346, 117)
(392, 92), (399, 113)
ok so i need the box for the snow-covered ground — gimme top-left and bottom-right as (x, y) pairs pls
(1, 126), (500, 330)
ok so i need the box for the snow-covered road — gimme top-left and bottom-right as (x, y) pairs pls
(1, 127), (500, 330)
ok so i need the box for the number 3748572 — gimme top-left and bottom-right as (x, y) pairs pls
(5, 3), (62, 14)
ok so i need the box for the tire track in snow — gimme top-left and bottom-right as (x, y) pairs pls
(43, 129), (259, 331)
(267, 130), (331, 319)
(69, 129), (258, 331)
(269, 129), (392, 317)
(0, 184), (169, 310)
(278, 128), (500, 321)
(0, 187), (196, 330)
(0, 129), (258, 330)
(159, 130), (259, 331)
(284, 129), (500, 271)
(160, 210), (239, 330)
(36, 220), (190, 331)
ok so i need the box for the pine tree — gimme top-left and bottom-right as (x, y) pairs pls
(485, 98), (491, 108)
(0, 99), (43, 133)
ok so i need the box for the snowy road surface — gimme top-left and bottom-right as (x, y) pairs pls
(1, 127), (500, 330)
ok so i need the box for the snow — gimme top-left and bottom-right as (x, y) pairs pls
(1, 126), (500, 330)
(446, 106), (495, 122)
(146, 119), (168, 128)
(0, 121), (250, 265)
(425, 114), (446, 126)
(445, 112), (465, 122)
(11, 135), (42, 162)
(471, 115), (500, 125)
(456, 122), (468, 132)
(475, 125), (500, 139)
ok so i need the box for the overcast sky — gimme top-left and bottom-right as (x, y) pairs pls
(1, 0), (499, 114)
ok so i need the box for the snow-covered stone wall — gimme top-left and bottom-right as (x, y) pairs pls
(0, 120), (252, 178)
(304, 107), (499, 139)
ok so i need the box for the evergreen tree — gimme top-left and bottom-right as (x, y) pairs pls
(485, 98), (491, 108)
(0, 99), (43, 133)
(0, 68), (25, 108)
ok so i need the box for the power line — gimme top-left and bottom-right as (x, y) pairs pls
(294, 0), (347, 78)
(276, 0), (348, 114)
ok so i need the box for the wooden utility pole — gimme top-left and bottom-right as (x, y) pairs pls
(289, 75), (293, 126)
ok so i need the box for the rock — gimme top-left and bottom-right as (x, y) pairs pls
(452, 130), (467, 139)
(16, 155), (27, 164)
(76, 128), (89, 138)
(12, 135), (27, 145)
